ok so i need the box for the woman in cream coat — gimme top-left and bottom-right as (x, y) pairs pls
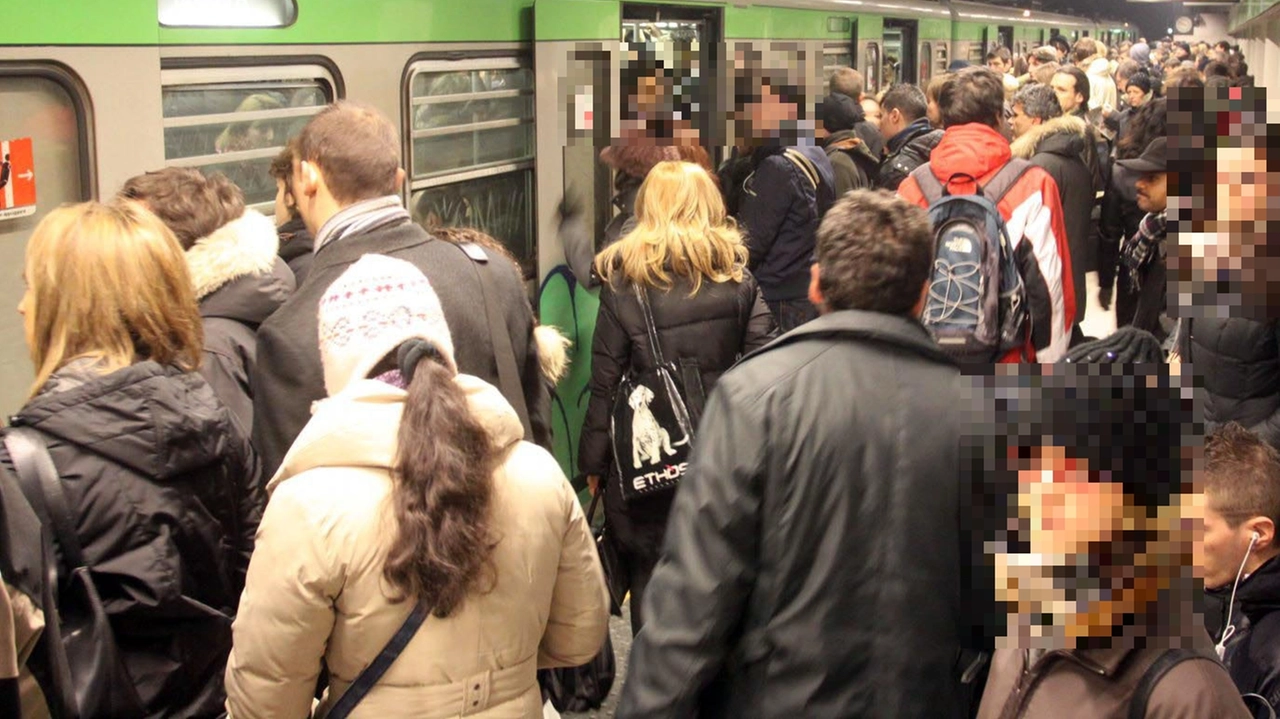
(225, 254), (609, 718)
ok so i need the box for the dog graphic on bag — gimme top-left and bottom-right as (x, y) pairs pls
(629, 384), (688, 469)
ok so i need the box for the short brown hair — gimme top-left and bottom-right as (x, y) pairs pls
(938, 67), (1005, 130)
(296, 101), (400, 204)
(1031, 61), (1060, 87)
(269, 139), (300, 220)
(1072, 38), (1098, 64)
(829, 67), (865, 99)
(1205, 423), (1280, 527)
(815, 189), (933, 315)
(119, 167), (244, 250)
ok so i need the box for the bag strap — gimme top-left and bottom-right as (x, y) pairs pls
(632, 284), (665, 367)
(4, 427), (86, 570)
(326, 599), (429, 718)
(455, 242), (533, 441)
(783, 149), (820, 191)
(1127, 648), (1214, 719)
(910, 163), (946, 205)
(981, 158), (1033, 207)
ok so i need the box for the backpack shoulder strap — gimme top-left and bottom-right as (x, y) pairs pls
(910, 163), (946, 205)
(981, 158), (1034, 207)
(1127, 648), (1215, 719)
(783, 148), (820, 191)
(3, 427), (85, 570)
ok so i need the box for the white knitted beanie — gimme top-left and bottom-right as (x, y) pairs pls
(317, 254), (456, 396)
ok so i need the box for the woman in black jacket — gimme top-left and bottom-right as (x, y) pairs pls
(5, 201), (264, 717)
(580, 160), (776, 634)
(1100, 98), (1165, 324)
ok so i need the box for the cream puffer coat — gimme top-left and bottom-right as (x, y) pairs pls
(224, 375), (609, 718)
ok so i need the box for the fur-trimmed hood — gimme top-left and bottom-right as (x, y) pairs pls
(186, 210), (281, 300)
(1010, 113), (1089, 160)
(534, 324), (570, 385)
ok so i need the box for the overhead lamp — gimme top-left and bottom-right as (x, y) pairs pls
(1023, 9), (1031, 16)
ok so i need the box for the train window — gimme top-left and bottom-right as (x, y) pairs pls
(968, 45), (984, 64)
(406, 57), (535, 274)
(161, 65), (334, 214)
(823, 44), (854, 82)
(864, 43), (880, 94)
(159, 0), (297, 27)
(919, 42), (931, 84)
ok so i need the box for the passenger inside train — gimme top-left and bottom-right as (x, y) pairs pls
(4, 9), (1280, 719)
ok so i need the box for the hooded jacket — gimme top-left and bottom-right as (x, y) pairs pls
(276, 216), (314, 287)
(897, 123), (1077, 362)
(614, 311), (978, 719)
(187, 210), (296, 436)
(225, 375), (609, 719)
(1179, 317), (1280, 450)
(2, 360), (264, 718)
(1011, 114), (1095, 325)
(1084, 56), (1119, 116)
(738, 145), (837, 302)
(820, 130), (882, 197)
(876, 117), (944, 192)
(1208, 556), (1280, 715)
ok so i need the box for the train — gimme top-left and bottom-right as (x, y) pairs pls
(2, 0), (1135, 475)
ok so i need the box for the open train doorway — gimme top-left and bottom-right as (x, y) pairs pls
(882, 19), (918, 87)
(998, 25), (1014, 51)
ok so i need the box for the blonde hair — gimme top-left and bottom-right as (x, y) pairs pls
(595, 161), (747, 295)
(23, 201), (203, 397)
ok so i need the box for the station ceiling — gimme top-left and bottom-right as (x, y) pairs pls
(983, 0), (1221, 38)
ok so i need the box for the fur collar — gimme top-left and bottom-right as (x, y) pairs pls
(534, 324), (570, 384)
(184, 210), (280, 300)
(1010, 114), (1088, 159)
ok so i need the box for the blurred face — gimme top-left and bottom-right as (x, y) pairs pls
(273, 178), (293, 226)
(1136, 171), (1167, 212)
(749, 83), (797, 136)
(927, 96), (941, 128)
(1202, 504), (1252, 590)
(1051, 73), (1083, 114)
(862, 98), (882, 128)
(1217, 145), (1275, 229)
(988, 57), (1010, 74)
(880, 107), (907, 140)
(1126, 84), (1147, 108)
(1009, 103), (1039, 139)
(17, 273), (32, 352)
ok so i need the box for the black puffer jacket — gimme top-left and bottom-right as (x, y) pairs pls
(1010, 115), (1095, 324)
(1181, 317), (1280, 449)
(738, 145), (837, 303)
(187, 211), (296, 437)
(1210, 556), (1280, 717)
(2, 361), (264, 718)
(616, 311), (978, 719)
(579, 271), (775, 549)
(876, 117), (943, 192)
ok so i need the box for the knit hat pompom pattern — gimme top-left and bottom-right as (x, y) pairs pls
(318, 254), (456, 396)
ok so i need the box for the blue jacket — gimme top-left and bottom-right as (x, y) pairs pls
(738, 145), (836, 302)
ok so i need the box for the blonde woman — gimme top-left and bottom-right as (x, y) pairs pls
(3, 202), (263, 717)
(579, 160), (776, 634)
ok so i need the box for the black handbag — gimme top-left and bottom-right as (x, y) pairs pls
(4, 427), (145, 719)
(610, 285), (698, 503)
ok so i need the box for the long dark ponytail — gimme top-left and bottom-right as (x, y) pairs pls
(383, 340), (498, 617)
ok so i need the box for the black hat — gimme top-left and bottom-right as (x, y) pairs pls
(1116, 136), (1167, 173)
(819, 93), (861, 133)
(948, 59), (972, 72)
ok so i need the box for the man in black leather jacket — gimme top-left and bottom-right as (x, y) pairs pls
(616, 190), (981, 719)
(1202, 423), (1280, 717)
(876, 83), (943, 192)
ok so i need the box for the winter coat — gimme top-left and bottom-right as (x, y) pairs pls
(224, 375), (609, 719)
(579, 271), (775, 553)
(739, 145), (837, 302)
(1, 461), (51, 719)
(1010, 114), (1095, 325)
(1208, 556), (1280, 716)
(2, 360), (264, 718)
(1099, 165), (1145, 295)
(187, 210), (295, 437)
(276, 216), (314, 287)
(1085, 57), (1119, 115)
(1179, 317), (1280, 449)
(252, 218), (547, 476)
(976, 586), (1250, 719)
(876, 117), (944, 192)
(820, 131), (881, 197)
(897, 123), (1077, 362)
(614, 311), (977, 719)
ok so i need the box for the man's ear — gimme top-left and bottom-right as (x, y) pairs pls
(911, 278), (930, 318)
(808, 263), (825, 313)
(395, 167), (407, 194)
(297, 160), (322, 198)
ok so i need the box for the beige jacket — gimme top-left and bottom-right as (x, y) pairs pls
(225, 376), (609, 719)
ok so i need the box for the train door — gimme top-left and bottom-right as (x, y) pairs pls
(998, 26), (1014, 52)
(0, 65), (93, 415)
(882, 19), (918, 87)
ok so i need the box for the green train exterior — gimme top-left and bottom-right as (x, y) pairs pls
(1, 0), (1135, 482)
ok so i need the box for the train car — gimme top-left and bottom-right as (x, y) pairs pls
(1, 0), (1133, 474)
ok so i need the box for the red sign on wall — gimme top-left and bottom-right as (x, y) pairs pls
(0, 137), (37, 221)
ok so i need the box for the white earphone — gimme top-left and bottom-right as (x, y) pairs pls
(1217, 530), (1262, 660)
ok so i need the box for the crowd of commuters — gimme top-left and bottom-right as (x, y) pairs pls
(1, 30), (1278, 719)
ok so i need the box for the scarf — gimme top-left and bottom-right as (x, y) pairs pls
(313, 195), (412, 254)
(1119, 211), (1166, 292)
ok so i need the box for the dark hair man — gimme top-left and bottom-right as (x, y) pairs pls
(986, 46), (1019, 98)
(974, 366), (1252, 719)
(251, 101), (548, 473)
(1115, 136), (1169, 339)
(1009, 84), (1093, 340)
(267, 141), (314, 285)
(1049, 35), (1071, 61)
(616, 190), (980, 719)
(1202, 424), (1280, 717)
(897, 67), (1076, 361)
(817, 92), (882, 195)
(1050, 66), (1106, 192)
(875, 83), (943, 192)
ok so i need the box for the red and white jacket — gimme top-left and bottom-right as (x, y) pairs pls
(898, 123), (1077, 363)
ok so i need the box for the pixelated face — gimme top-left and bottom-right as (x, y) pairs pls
(1050, 73), (1082, 114)
(748, 82), (797, 136)
(1018, 446), (1127, 558)
(1201, 500), (1251, 590)
(1217, 145), (1275, 229)
(1126, 84), (1147, 108)
(1009, 104), (1037, 139)
(1136, 171), (1167, 213)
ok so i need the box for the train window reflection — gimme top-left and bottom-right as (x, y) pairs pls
(161, 65), (333, 213)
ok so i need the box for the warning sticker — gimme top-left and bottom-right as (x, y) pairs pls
(0, 138), (37, 221)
